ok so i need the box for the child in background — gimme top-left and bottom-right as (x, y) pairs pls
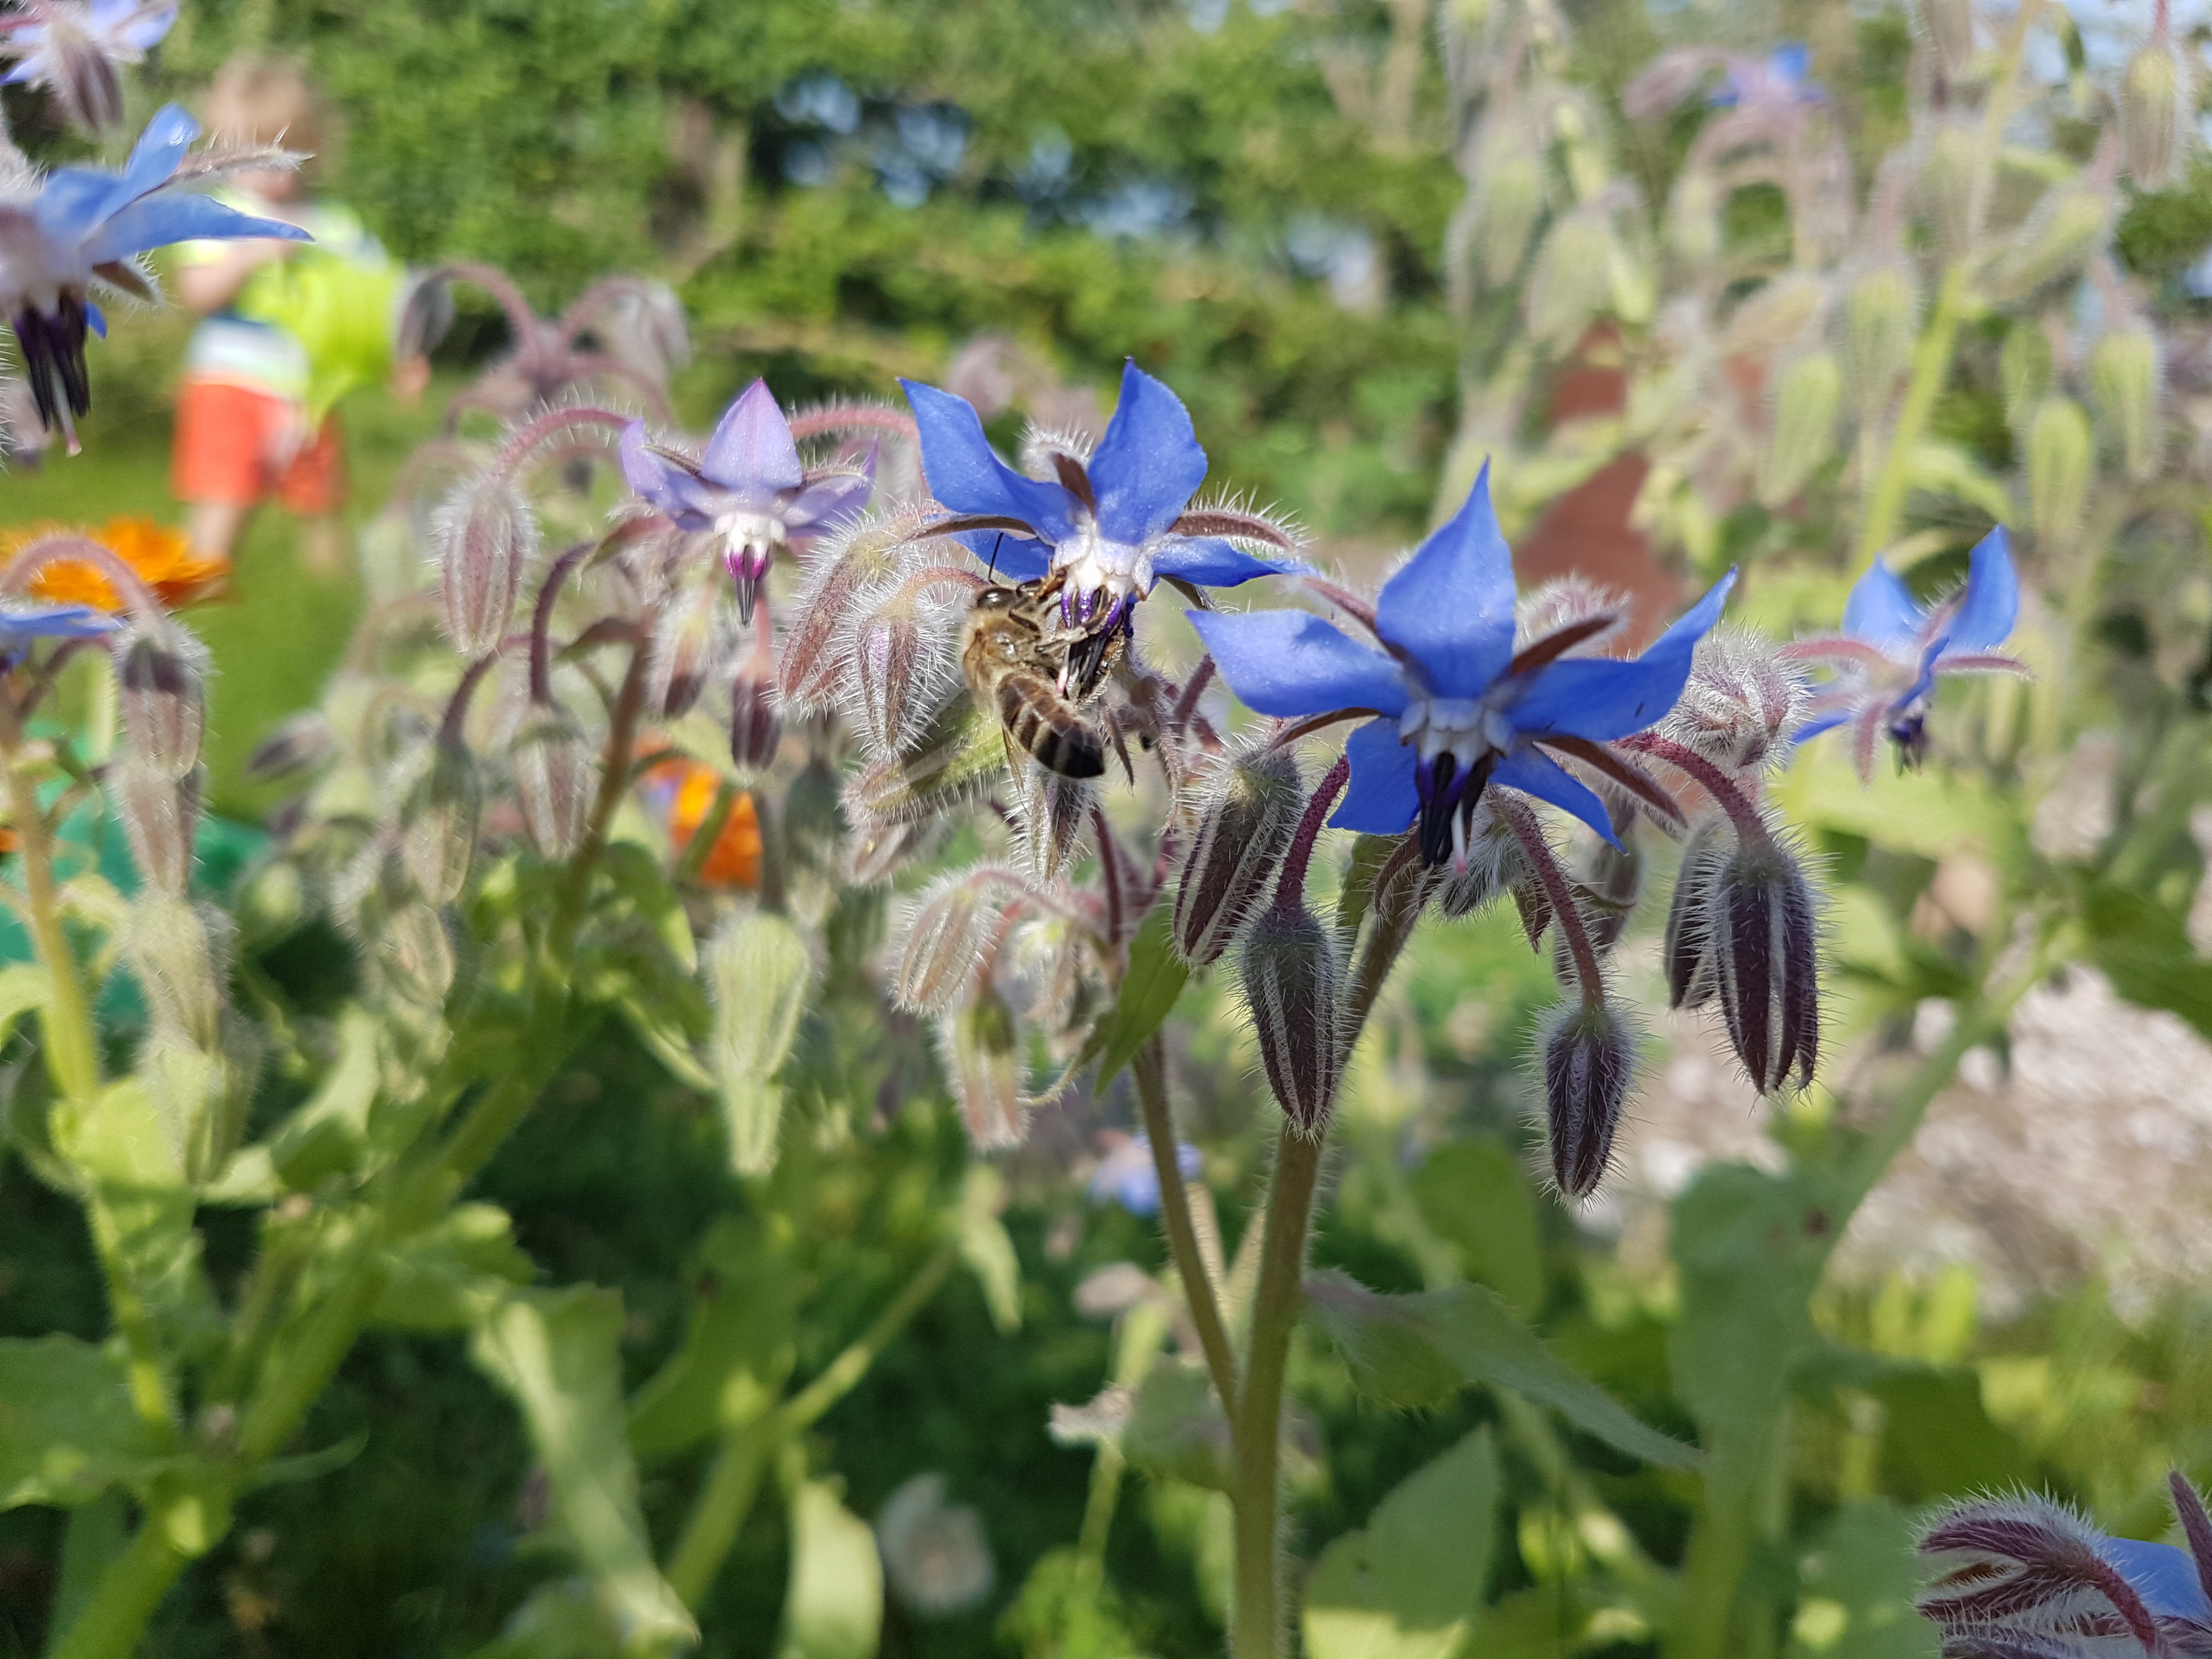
(170, 55), (429, 578)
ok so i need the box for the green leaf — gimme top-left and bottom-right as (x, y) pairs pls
(628, 1216), (802, 1460)
(2085, 883), (2212, 1040)
(0, 1336), (166, 1508)
(374, 1204), (535, 1332)
(470, 1288), (697, 1655)
(1303, 1427), (1500, 1659)
(1788, 1499), (1940, 1658)
(956, 1165), (1022, 1333)
(599, 842), (697, 973)
(779, 1480), (883, 1659)
(470, 1580), (625, 1659)
(0, 962), (49, 1051)
(1407, 1138), (1544, 1319)
(1083, 900), (1189, 1090)
(268, 1006), (381, 1192)
(1121, 1361), (1234, 1491)
(1772, 745), (2024, 872)
(1303, 1272), (1697, 1469)
(1866, 1368), (2026, 1501)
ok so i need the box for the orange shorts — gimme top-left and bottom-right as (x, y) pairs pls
(171, 380), (347, 515)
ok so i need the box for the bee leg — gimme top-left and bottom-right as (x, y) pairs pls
(1105, 709), (1137, 785)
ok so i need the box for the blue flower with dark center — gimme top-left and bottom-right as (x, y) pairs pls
(1786, 527), (2028, 778)
(0, 103), (309, 448)
(899, 360), (1300, 636)
(0, 0), (174, 133)
(1087, 1134), (1203, 1217)
(1190, 465), (1734, 867)
(621, 378), (874, 622)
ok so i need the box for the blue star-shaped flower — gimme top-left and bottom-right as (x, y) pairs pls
(1787, 526), (2027, 778)
(1087, 1134), (1203, 1218)
(900, 360), (1300, 633)
(1189, 464), (1735, 866)
(1709, 43), (1823, 108)
(0, 1), (175, 133)
(0, 103), (309, 447)
(621, 378), (874, 622)
(0, 599), (121, 654)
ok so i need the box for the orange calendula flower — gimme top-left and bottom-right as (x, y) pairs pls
(8, 516), (229, 612)
(641, 755), (761, 888)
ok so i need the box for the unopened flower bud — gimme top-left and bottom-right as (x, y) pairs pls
(893, 872), (1003, 1015)
(938, 986), (1026, 1151)
(1525, 211), (1616, 348)
(1240, 904), (1344, 1136)
(849, 589), (939, 758)
(1724, 272), (1827, 359)
(648, 582), (721, 720)
(128, 894), (228, 1052)
(1758, 349), (1841, 508)
(380, 901), (456, 1009)
(1476, 146), (1546, 285)
(778, 516), (917, 716)
(1667, 167), (1723, 269)
(401, 741), (479, 905)
(1661, 630), (1808, 773)
(511, 710), (597, 861)
(708, 909), (814, 1175)
(1709, 831), (1821, 1093)
(435, 473), (538, 657)
(2122, 40), (2193, 189)
(1844, 266), (1918, 417)
(1541, 998), (1635, 1199)
(730, 666), (783, 774)
(1915, 0), (1974, 77)
(246, 713), (332, 782)
(783, 756), (845, 928)
(2000, 323), (2052, 430)
(1990, 189), (2107, 302)
(1664, 820), (1729, 1011)
(117, 760), (200, 895)
(2027, 396), (2093, 547)
(2090, 323), (2162, 482)
(1919, 122), (1980, 259)
(116, 628), (206, 781)
(1174, 747), (1304, 969)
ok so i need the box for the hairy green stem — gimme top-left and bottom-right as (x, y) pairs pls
(1135, 1038), (1240, 1429)
(44, 1519), (191, 1659)
(1854, 260), (1968, 573)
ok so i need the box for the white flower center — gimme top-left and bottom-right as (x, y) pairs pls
(1400, 690), (1519, 765)
(1053, 521), (1152, 602)
(714, 509), (787, 564)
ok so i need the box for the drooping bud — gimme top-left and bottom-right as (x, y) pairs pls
(1918, 1492), (2168, 1651)
(891, 871), (1005, 1015)
(1660, 630), (1809, 774)
(246, 712), (333, 782)
(2026, 396), (2093, 548)
(1664, 820), (1729, 1011)
(730, 665), (783, 775)
(647, 580), (722, 720)
(1989, 188), (2109, 302)
(1999, 321), (2052, 430)
(117, 760), (200, 895)
(1843, 266), (1918, 419)
(846, 693), (1005, 827)
(1541, 997), (1635, 1199)
(1709, 830), (1821, 1093)
(1915, 0), (1974, 78)
(1475, 144), (1547, 286)
(1758, 350), (1841, 508)
(777, 515), (920, 716)
(511, 710), (598, 861)
(1525, 211), (1617, 349)
(1013, 766), (1091, 886)
(2089, 323), (2162, 482)
(783, 755), (845, 929)
(1240, 904), (1344, 1136)
(401, 741), (479, 905)
(380, 901), (458, 1009)
(435, 472), (539, 656)
(707, 909), (814, 1176)
(848, 585), (941, 759)
(938, 986), (1026, 1151)
(115, 628), (207, 781)
(1666, 167), (1723, 270)
(1723, 272), (1828, 359)
(128, 894), (228, 1053)
(1918, 122), (1980, 259)
(1173, 747), (1304, 969)
(2121, 39), (2193, 190)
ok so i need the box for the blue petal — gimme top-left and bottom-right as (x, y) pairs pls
(1375, 461), (1517, 699)
(619, 421), (715, 531)
(1842, 557), (1924, 651)
(1788, 707), (1852, 746)
(32, 169), (120, 238)
(1940, 525), (2017, 654)
(1186, 608), (1408, 719)
(2103, 1538), (2212, 1622)
(1149, 535), (1299, 588)
(1505, 572), (1736, 742)
(84, 197), (309, 264)
(1330, 716), (1419, 834)
(703, 378), (803, 498)
(1899, 635), (1945, 707)
(1770, 42), (1812, 83)
(0, 603), (121, 641)
(782, 471), (872, 531)
(1494, 747), (1622, 848)
(84, 302), (105, 338)
(955, 529), (1053, 581)
(104, 102), (197, 216)
(901, 379), (1081, 544)
(1085, 360), (1209, 545)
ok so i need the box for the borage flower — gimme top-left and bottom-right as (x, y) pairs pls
(1190, 465), (1734, 867)
(900, 360), (1301, 634)
(0, 0), (176, 134)
(1786, 526), (2028, 778)
(620, 378), (873, 622)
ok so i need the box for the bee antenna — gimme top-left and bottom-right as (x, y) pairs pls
(987, 533), (1003, 582)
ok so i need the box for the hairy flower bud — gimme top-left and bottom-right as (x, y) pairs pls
(246, 712), (333, 782)
(1667, 167), (1723, 269)
(2090, 323), (2162, 482)
(778, 516), (918, 716)
(1664, 820), (1729, 1011)
(116, 628), (206, 781)
(1661, 630), (1808, 773)
(1476, 146), (1547, 285)
(783, 755), (845, 929)
(1240, 904), (1344, 1136)
(1758, 350), (1841, 508)
(2027, 396), (2093, 548)
(380, 901), (456, 1009)
(2000, 322), (2052, 430)
(1918, 122), (1979, 259)
(849, 589), (940, 759)
(128, 894), (228, 1052)
(648, 582), (721, 720)
(938, 986), (1026, 1152)
(1173, 747), (1304, 969)
(117, 760), (199, 895)
(1990, 189), (2108, 302)
(1915, 0), (1974, 77)
(730, 665), (783, 774)
(893, 872), (1003, 1015)
(435, 473), (538, 657)
(511, 710), (597, 861)
(708, 909), (814, 1175)
(401, 741), (479, 905)
(1844, 266), (1917, 418)
(2122, 40), (2193, 189)
(1541, 998), (1634, 1199)
(1525, 211), (1616, 349)
(1709, 832), (1821, 1093)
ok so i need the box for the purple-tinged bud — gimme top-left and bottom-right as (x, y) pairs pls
(1660, 631), (1809, 774)
(1240, 903), (1344, 1136)
(117, 760), (200, 895)
(848, 588), (941, 759)
(1512, 878), (1553, 951)
(401, 741), (479, 905)
(1540, 998), (1635, 1200)
(115, 628), (206, 781)
(1173, 747), (1304, 969)
(1436, 802), (1520, 919)
(1915, 0), (1974, 78)
(511, 710), (598, 861)
(938, 987), (1027, 1152)
(435, 472), (539, 657)
(708, 909), (814, 1175)
(893, 871), (1006, 1015)
(246, 713), (333, 782)
(1709, 832), (1821, 1093)
(2121, 40), (2193, 189)
(647, 583), (721, 720)
(128, 894), (228, 1053)
(730, 666), (783, 775)
(1918, 1493), (2164, 1653)
(778, 514), (923, 717)
(1664, 821), (1728, 1011)
(380, 902), (457, 1009)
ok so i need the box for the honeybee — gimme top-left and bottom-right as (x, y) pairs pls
(960, 577), (1126, 780)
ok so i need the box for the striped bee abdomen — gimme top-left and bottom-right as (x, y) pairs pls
(997, 673), (1105, 778)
